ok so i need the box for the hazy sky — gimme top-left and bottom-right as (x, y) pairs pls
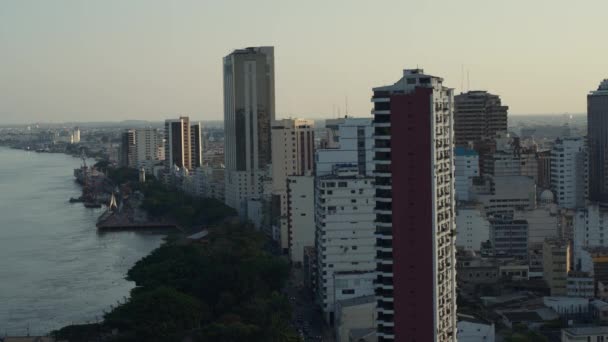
(1, 0), (606, 124)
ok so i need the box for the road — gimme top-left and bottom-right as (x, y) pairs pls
(286, 267), (335, 342)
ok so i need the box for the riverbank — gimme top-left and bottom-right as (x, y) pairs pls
(0, 147), (165, 335)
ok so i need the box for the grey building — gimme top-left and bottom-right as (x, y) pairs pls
(454, 91), (508, 147)
(588, 79), (608, 204)
(490, 217), (528, 258)
(223, 46), (275, 213)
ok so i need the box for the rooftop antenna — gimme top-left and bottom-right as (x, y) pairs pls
(345, 96), (349, 117)
(461, 64), (464, 94)
(467, 69), (470, 92)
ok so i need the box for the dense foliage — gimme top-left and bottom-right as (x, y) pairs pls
(139, 178), (236, 227)
(53, 224), (297, 342)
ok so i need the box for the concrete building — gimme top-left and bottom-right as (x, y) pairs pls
(588, 79), (608, 204)
(72, 126), (80, 143)
(573, 204), (608, 262)
(456, 315), (495, 342)
(286, 175), (315, 264)
(223, 46), (275, 215)
(543, 239), (571, 296)
(562, 326), (608, 342)
(567, 271), (594, 298)
(537, 149), (552, 189)
(334, 296), (377, 342)
(271, 118), (315, 251)
(454, 147), (479, 202)
(165, 116), (192, 171)
(514, 205), (560, 246)
(316, 118), (374, 177)
(315, 166), (376, 322)
(471, 175), (536, 216)
(135, 127), (165, 174)
(550, 137), (587, 209)
(454, 90), (508, 147)
(199, 165), (225, 202)
(490, 217), (528, 258)
(456, 205), (490, 252)
(119, 129), (136, 168)
(190, 122), (203, 169)
(372, 69), (457, 341)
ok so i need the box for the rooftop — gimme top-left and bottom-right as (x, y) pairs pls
(454, 146), (478, 157)
(563, 326), (608, 336)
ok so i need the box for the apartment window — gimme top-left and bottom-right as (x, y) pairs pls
(341, 289), (355, 295)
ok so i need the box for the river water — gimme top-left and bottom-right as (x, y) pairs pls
(0, 147), (165, 335)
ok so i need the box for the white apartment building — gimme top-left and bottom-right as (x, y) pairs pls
(550, 137), (587, 209)
(456, 206), (490, 251)
(454, 147), (479, 202)
(316, 118), (374, 177)
(315, 166), (376, 323)
(271, 118), (315, 251)
(286, 175), (315, 264)
(135, 127), (165, 174)
(567, 271), (594, 298)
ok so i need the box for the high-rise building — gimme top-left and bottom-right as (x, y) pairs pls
(271, 118), (315, 251)
(315, 166), (376, 323)
(190, 122), (203, 169)
(223, 46), (275, 214)
(314, 118), (376, 323)
(165, 116), (192, 171)
(454, 91), (508, 147)
(587, 79), (608, 204)
(135, 127), (165, 174)
(119, 129), (136, 168)
(537, 149), (552, 189)
(372, 69), (457, 341)
(72, 127), (81, 143)
(550, 137), (587, 209)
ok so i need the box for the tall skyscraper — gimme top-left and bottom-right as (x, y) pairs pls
(164, 116), (201, 173)
(223, 46), (275, 213)
(372, 69), (457, 341)
(454, 90), (508, 147)
(271, 118), (315, 252)
(588, 79), (608, 204)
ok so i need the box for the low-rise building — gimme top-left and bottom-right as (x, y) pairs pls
(457, 314), (495, 342)
(562, 326), (608, 342)
(334, 295), (376, 342)
(543, 239), (571, 296)
(456, 205), (490, 252)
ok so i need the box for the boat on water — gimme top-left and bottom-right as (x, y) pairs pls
(84, 202), (102, 209)
(69, 197), (83, 203)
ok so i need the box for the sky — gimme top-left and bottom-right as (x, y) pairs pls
(1, 0), (607, 124)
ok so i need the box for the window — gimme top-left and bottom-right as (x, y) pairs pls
(341, 289), (355, 295)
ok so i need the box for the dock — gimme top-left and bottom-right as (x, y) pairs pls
(96, 213), (181, 232)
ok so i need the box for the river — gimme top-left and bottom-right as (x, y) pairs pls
(0, 147), (165, 335)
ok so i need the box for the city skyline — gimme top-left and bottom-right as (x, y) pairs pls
(2, 0), (607, 124)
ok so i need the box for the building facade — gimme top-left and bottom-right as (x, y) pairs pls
(271, 118), (315, 251)
(550, 137), (586, 209)
(223, 46), (275, 215)
(119, 129), (137, 168)
(542, 239), (571, 296)
(454, 147), (479, 202)
(588, 79), (608, 204)
(286, 175), (315, 264)
(372, 69), (457, 341)
(454, 90), (508, 147)
(135, 127), (165, 174)
(315, 166), (376, 323)
(165, 116), (192, 171)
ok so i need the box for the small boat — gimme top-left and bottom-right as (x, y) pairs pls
(69, 197), (84, 203)
(84, 202), (102, 209)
